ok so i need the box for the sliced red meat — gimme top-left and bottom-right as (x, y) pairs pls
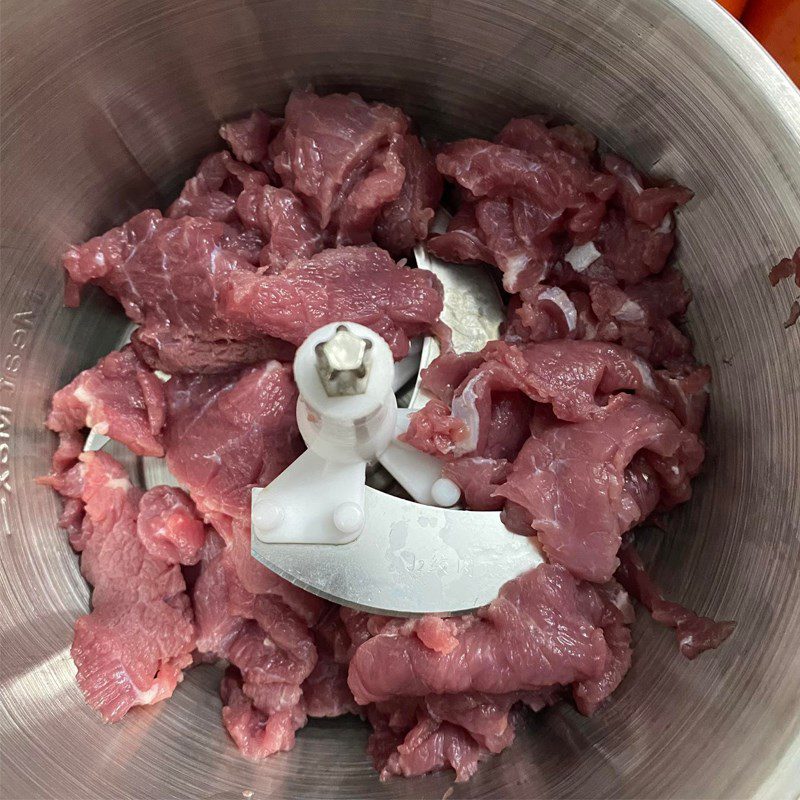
(195, 534), (319, 687)
(165, 366), (326, 620)
(507, 287), (605, 346)
(367, 688), (562, 781)
(585, 269), (694, 368)
(46, 345), (165, 456)
(368, 709), (489, 783)
(426, 200), (495, 267)
(500, 500), (535, 537)
(621, 455), (663, 525)
(191, 533), (241, 654)
(46, 93), (724, 781)
(428, 196), (564, 293)
(400, 398), (468, 457)
(235, 184), (323, 271)
(512, 284), (580, 342)
(430, 119), (692, 302)
(607, 267), (691, 321)
(348, 564), (609, 705)
(409, 616), (460, 655)
(578, 155), (691, 285)
(131, 325), (293, 375)
(219, 110), (282, 170)
(167, 151), (269, 223)
(270, 89), (408, 228)
(418, 350), (485, 404)
(339, 607), (376, 658)
(465, 340), (660, 423)
(268, 90), (440, 252)
(441, 457), (511, 511)
(221, 668), (306, 760)
(36, 432), (87, 540)
(435, 137), (613, 218)
(421, 691), (542, 751)
(594, 207), (676, 284)
(222, 516), (326, 618)
(403, 381), (534, 461)
(220, 224), (265, 265)
(221, 245), (443, 358)
(226, 603), (316, 715)
(54, 452), (196, 721)
(495, 395), (703, 582)
(137, 485), (207, 566)
(358, 572), (629, 779)
(72, 456), (182, 603)
(374, 134), (443, 255)
(767, 247), (800, 328)
(334, 135), (407, 246)
(653, 365), (711, 435)
(767, 246), (800, 288)
(61, 210), (269, 370)
(164, 361), (302, 520)
(616, 537), (735, 659)
(193, 536), (318, 755)
(353, 575), (630, 780)
(572, 581), (634, 714)
(429, 119), (616, 290)
(72, 595), (195, 723)
(62, 212), (441, 370)
(302, 607), (360, 718)
(411, 340), (666, 458)
(495, 117), (598, 169)
(547, 124), (598, 158)
(602, 154), (693, 229)
(50, 430), (85, 475)
(483, 391), (534, 459)
(479, 197), (561, 290)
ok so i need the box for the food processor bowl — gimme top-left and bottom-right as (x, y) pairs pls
(1, 0), (799, 797)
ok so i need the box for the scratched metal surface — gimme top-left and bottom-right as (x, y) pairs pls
(1, 0), (799, 798)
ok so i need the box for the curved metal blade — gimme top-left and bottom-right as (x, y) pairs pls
(252, 487), (543, 616)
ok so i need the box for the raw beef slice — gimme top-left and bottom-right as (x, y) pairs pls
(45, 451), (199, 721)
(47, 345), (166, 456)
(269, 88), (441, 251)
(62, 210), (442, 370)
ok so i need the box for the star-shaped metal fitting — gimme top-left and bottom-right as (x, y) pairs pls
(315, 324), (373, 396)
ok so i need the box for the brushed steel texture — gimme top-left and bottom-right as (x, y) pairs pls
(1, 0), (799, 798)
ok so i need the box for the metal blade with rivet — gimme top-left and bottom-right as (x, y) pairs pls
(250, 241), (544, 616)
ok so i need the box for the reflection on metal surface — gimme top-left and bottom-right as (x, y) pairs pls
(3, 650), (75, 713)
(409, 241), (504, 411)
(1, 0), (799, 798)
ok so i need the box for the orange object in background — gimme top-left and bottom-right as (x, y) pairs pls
(743, 0), (800, 84)
(718, 0), (749, 17)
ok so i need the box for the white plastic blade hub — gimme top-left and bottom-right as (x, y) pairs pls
(294, 321), (397, 464)
(252, 451), (366, 545)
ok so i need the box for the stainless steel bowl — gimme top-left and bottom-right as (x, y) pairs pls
(2, 1), (799, 797)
